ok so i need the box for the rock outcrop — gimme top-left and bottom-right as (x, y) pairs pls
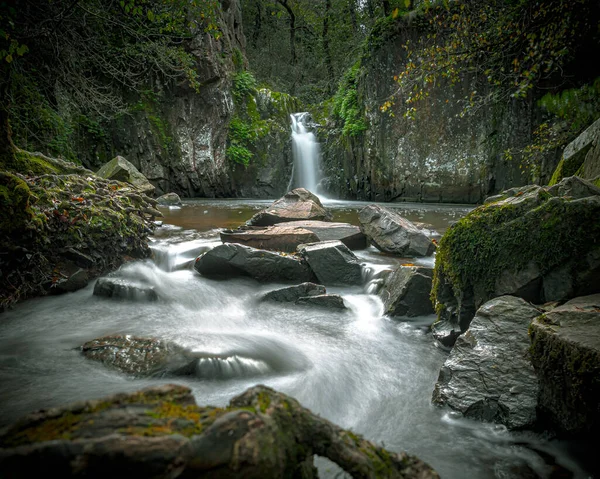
(0, 384), (439, 479)
(298, 241), (363, 286)
(378, 266), (434, 318)
(431, 176), (600, 346)
(96, 156), (155, 195)
(194, 243), (314, 283)
(432, 296), (541, 430)
(262, 282), (326, 302)
(93, 277), (158, 301)
(156, 192), (182, 206)
(529, 294), (600, 436)
(296, 294), (347, 310)
(246, 188), (332, 226)
(222, 220), (366, 252)
(359, 205), (435, 257)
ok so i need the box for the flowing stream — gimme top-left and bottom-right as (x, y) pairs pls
(0, 200), (593, 478)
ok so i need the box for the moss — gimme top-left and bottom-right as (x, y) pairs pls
(332, 62), (367, 137)
(432, 193), (600, 313)
(548, 151), (588, 186)
(257, 391), (271, 413)
(0, 171), (36, 234)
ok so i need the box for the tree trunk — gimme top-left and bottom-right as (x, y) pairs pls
(382, 0), (391, 16)
(323, 0), (334, 94)
(276, 0), (297, 93)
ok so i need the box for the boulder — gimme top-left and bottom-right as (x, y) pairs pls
(529, 294), (600, 436)
(194, 243), (314, 283)
(378, 266), (434, 318)
(296, 294), (347, 310)
(0, 385), (439, 479)
(358, 205), (435, 257)
(431, 177), (600, 346)
(81, 335), (196, 376)
(156, 192), (182, 206)
(246, 188), (332, 226)
(96, 156), (155, 195)
(222, 220), (367, 252)
(48, 268), (89, 294)
(298, 240), (363, 286)
(432, 296), (541, 430)
(93, 277), (158, 301)
(221, 225), (320, 253)
(262, 282), (326, 302)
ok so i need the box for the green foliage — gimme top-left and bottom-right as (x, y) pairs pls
(332, 62), (367, 137)
(226, 145), (254, 166)
(232, 71), (258, 101)
(539, 78), (600, 132)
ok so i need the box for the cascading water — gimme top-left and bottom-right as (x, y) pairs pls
(290, 112), (320, 193)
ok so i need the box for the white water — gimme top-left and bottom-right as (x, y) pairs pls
(0, 201), (594, 478)
(291, 112), (320, 193)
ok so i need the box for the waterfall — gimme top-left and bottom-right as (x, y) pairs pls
(290, 112), (320, 193)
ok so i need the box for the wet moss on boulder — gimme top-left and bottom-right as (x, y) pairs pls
(0, 384), (439, 478)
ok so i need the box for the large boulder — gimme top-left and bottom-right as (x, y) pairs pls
(296, 294), (347, 310)
(262, 282), (326, 302)
(221, 225), (320, 253)
(529, 294), (600, 436)
(431, 177), (600, 346)
(93, 277), (158, 301)
(378, 266), (434, 318)
(81, 335), (196, 376)
(246, 188), (332, 226)
(298, 240), (363, 286)
(222, 220), (367, 252)
(0, 384), (439, 479)
(194, 243), (314, 283)
(156, 192), (182, 206)
(96, 156), (155, 195)
(432, 296), (541, 430)
(358, 205), (435, 257)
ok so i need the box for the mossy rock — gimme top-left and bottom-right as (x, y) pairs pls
(0, 171), (36, 234)
(431, 177), (600, 346)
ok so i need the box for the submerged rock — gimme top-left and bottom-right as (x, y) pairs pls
(432, 296), (541, 430)
(194, 243), (314, 283)
(222, 220), (367, 252)
(0, 384), (438, 479)
(358, 205), (435, 257)
(431, 176), (600, 346)
(296, 294), (347, 310)
(221, 225), (319, 253)
(262, 282), (326, 302)
(93, 277), (158, 301)
(298, 240), (363, 286)
(529, 294), (600, 436)
(246, 188), (332, 226)
(81, 335), (196, 376)
(96, 156), (155, 195)
(156, 192), (182, 206)
(378, 266), (434, 318)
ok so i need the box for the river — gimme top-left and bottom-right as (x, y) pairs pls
(0, 199), (592, 478)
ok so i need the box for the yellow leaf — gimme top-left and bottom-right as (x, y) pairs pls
(392, 8), (399, 19)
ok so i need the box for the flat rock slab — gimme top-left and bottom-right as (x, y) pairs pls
(298, 240), (363, 286)
(529, 294), (600, 435)
(0, 385), (439, 479)
(81, 335), (196, 376)
(296, 294), (346, 310)
(223, 221), (367, 252)
(96, 155), (155, 195)
(358, 205), (435, 257)
(93, 277), (158, 301)
(247, 188), (332, 226)
(432, 296), (541, 430)
(221, 226), (320, 253)
(262, 283), (326, 302)
(194, 243), (314, 283)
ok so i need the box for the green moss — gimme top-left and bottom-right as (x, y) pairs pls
(548, 152), (587, 186)
(431, 194), (600, 313)
(257, 391), (271, 413)
(0, 171), (37, 234)
(332, 62), (367, 137)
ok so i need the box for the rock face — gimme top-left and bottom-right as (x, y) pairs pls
(81, 335), (196, 376)
(156, 192), (182, 206)
(93, 277), (158, 301)
(0, 384), (439, 479)
(358, 205), (435, 257)
(262, 283), (326, 302)
(247, 188), (332, 226)
(222, 220), (367, 252)
(529, 294), (600, 436)
(96, 156), (155, 195)
(431, 176), (600, 346)
(432, 296), (541, 430)
(194, 243), (314, 283)
(221, 225), (320, 253)
(298, 241), (363, 286)
(296, 294), (347, 310)
(378, 266), (434, 317)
